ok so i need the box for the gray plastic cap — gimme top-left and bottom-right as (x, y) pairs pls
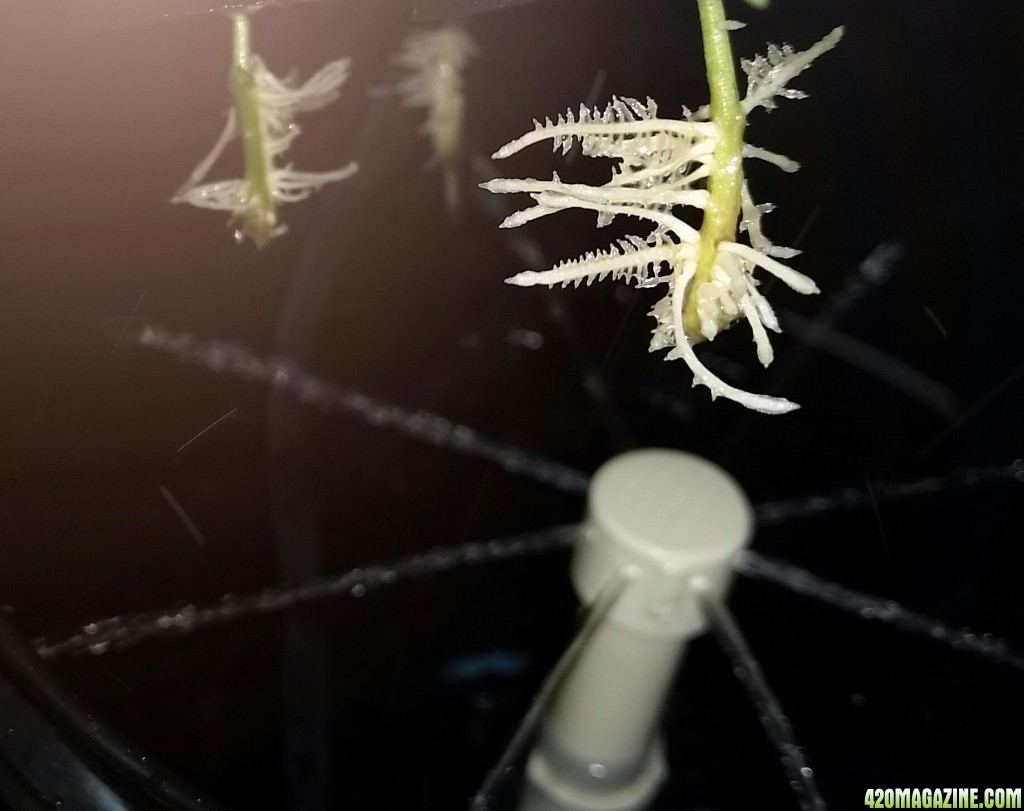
(573, 449), (752, 637)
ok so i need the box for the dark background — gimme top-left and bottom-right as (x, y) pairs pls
(0, 0), (1021, 808)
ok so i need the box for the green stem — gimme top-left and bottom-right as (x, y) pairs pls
(229, 13), (274, 242)
(685, 0), (746, 338)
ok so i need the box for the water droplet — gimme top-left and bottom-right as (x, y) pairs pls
(505, 328), (545, 350)
(350, 584), (366, 598)
(588, 763), (607, 778)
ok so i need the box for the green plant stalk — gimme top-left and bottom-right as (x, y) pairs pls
(686, 0), (746, 338)
(229, 13), (274, 241)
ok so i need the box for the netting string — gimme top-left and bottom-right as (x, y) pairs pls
(753, 461), (1022, 526)
(467, 571), (629, 811)
(702, 593), (827, 811)
(737, 550), (1024, 674)
(136, 324), (591, 496)
(32, 525), (578, 659)
(33, 536), (1024, 680)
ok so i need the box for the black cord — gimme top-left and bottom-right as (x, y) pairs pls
(0, 615), (221, 811)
